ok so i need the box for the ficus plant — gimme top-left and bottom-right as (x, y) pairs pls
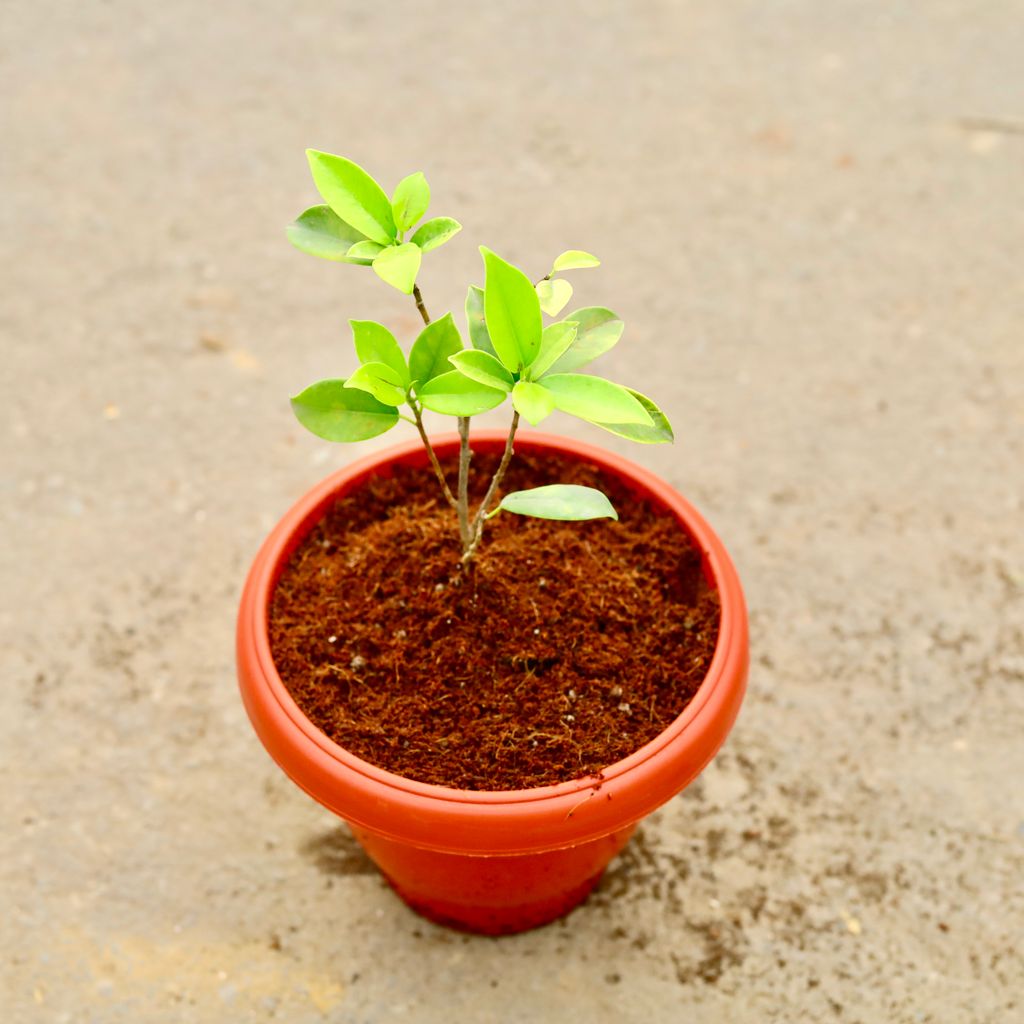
(288, 149), (674, 564)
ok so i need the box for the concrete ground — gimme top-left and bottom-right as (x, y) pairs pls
(3, 2), (1022, 1021)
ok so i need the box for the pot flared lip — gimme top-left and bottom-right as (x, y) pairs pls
(238, 430), (748, 842)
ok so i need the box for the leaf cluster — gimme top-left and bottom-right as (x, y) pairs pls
(287, 150), (460, 294)
(287, 151), (674, 526)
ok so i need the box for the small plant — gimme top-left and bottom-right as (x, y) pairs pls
(288, 149), (674, 563)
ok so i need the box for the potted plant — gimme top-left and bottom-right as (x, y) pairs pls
(236, 150), (749, 935)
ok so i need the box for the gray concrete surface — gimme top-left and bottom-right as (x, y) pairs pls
(3, 2), (1022, 1021)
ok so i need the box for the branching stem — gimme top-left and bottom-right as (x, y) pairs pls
(409, 282), (516, 562)
(461, 410), (519, 565)
(405, 288), (458, 511)
(409, 399), (458, 511)
(456, 416), (472, 547)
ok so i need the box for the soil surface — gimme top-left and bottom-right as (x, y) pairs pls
(3, 4), (1022, 1023)
(270, 452), (719, 789)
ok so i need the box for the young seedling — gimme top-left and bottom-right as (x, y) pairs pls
(288, 149), (674, 564)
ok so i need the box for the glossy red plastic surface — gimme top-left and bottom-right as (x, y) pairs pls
(237, 431), (748, 933)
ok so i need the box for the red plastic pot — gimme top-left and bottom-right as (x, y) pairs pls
(237, 431), (748, 934)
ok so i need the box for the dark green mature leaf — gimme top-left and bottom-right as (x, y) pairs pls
(536, 278), (573, 316)
(409, 312), (463, 388)
(540, 373), (652, 426)
(592, 389), (675, 444)
(306, 150), (396, 245)
(497, 485), (618, 521)
(417, 371), (507, 416)
(465, 285), (496, 356)
(286, 206), (371, 263)
(480, 247), (542, 373)
(511, 381), (555, 426)
(529, 322), (578, 379)
(411, 217), (462, 252)
(546, 307), (624, 374)
(344, 362), (407, 406)
(350, 320), (409, 385)
(449, 350), (514, 392)
(291, 379), (398, 441)
(392, 172), (431, 233)
(372, 243), (421, 294)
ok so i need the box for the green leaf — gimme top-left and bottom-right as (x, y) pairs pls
(552, 250), (600, 272)
(286, 206), (371, 263)
(545, 307), (624, 374)
(343, 362), (407, 406)
(346, 240), (385, 259)
(372, 243), (421, 294)
(465, 285), (496, 357)
(536, 278), (573, 316)
(349, 320), (409, 385)
(391, 172), (431, 233)
(306, 150), (396, 245)
(409, 312), (463, 388)
(410, 217), (462, 253)
(529, 322), (578, 379)
(592, 389), (675, 444)
(417, 371), (507, 416)
(540, 373), (652, 426)
(511, 381), (555, 426)
(449, 350), (514, 392)
(291, 379), (398, 441)
(496, 485), (617, 522)
(481, 247), (542, 373)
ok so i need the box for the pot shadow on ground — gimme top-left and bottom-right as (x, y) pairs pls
(299, 825), (378, 877)
(297, 820), (750, 989)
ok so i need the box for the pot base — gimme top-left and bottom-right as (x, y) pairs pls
(351, 824), (636, 935)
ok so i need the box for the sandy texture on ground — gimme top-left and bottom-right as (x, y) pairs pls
(3, 3), (1022, 1021)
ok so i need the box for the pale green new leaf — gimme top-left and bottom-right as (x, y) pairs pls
(540, 373), (652, 426)
(529, 322), (578, 379)
(291, 379), (398, 441)
(497, 485), (617, 522)
(481, 247), (542, 373)
(417, 371), (507, 416)
(545, 307), (624, 374)
(465, 285), (496, 356)
(343, 362), (406, 406)
(410, 217), (462, 252)
(286, 206), (371, 263)
(449, 350), (514, 392)
(536, 278), (573, 316)
(346, 240), (386, 259)
(511, 381), (555, 426)
(592, 389), (675, 444)
(350, 320), (409, 385)
(391, 172), (431, 233)
(552, 249), (600, 272)
(409, 312), (463, 388)
(306, 150), (396, 245)
(372, 243), (421, 294)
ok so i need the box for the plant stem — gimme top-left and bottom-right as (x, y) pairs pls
(412, 284), (431, 326)
(457, 416), (472, 548)
(410, 399), (457, 511)
(411, 281), (473, 554)
(406, 283), (459, 510)
(461, 410), (519, 565)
